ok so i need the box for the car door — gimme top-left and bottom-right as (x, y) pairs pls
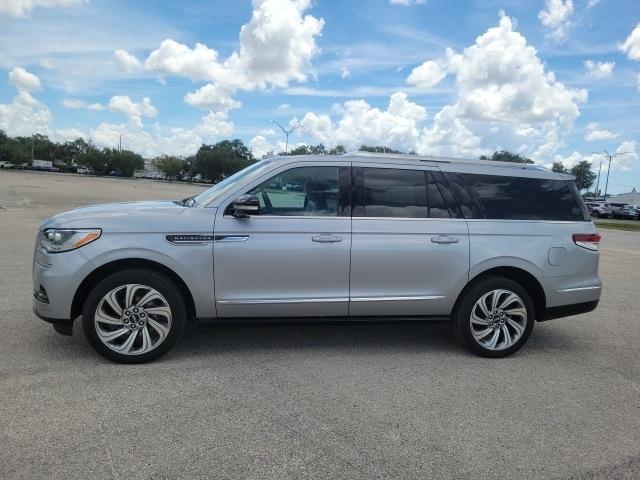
(349, 163), (469, 317)
(213, 162), (352, 318)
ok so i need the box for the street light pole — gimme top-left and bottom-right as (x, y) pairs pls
(271, 120), (301, 155)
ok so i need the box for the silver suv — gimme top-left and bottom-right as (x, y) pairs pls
(33, 153), (602, 363)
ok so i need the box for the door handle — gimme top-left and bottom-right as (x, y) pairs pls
(431, 235), (459, 244)
(312, 234), (343, 243)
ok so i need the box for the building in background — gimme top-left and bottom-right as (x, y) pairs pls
(611, 188), (640, 204)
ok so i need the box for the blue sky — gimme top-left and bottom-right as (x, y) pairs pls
(1, 0), (639, 194)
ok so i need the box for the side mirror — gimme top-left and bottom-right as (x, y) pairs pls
(232, 194), (259, 217)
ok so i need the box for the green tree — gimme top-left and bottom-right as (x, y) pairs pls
(191, 139), (254, 182)
(359, 145), (402, 154)
(153, 155), (183, 180)
(551, 162), (569, 173)
(110, 149), (144, 177)
(328, 145), (345, 155)
(570, 161), (596, 192)
(480, 150), (534, 164)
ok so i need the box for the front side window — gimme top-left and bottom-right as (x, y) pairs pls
(247, 166), (340, 216)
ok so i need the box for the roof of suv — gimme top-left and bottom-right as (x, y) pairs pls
(265, 152), (573, 180)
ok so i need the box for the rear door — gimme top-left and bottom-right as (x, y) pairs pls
(349, 163), (469, 317)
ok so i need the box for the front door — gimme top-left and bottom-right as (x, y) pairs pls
(349, 164), (469, 317)
(213, 163), (352, 318)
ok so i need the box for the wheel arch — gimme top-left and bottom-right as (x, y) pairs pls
(71, 258), (196, 322)
(455, 266), (547, 321)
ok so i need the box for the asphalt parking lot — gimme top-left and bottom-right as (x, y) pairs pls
(1, 170), (639, 480)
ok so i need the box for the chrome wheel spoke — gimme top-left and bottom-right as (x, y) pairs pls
(145, 306), (171, 318)
(473, 327), (493, 339)
(115, 330), (138, 353)
(471, 311), (489, 326)
(140, 325), (152, 353)
(500, 325), (512, 348)
(477, 294), (492, 317)
(505, 307), (526, 318)
(136, 290), (164, 308)
(148, 318), (169, 338)
(125, 284), (144, 308)
(507, 318), (525, 337)
(486, 329), (500, 349)
(105, 289), (123, 316)
(96, 309), (123, 326)
(498, 293), (519, 311)
(97, 327), (129, 341)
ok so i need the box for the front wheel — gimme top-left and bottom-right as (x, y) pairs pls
(451, 277), (535, 358)
(82, 268), (186, 363)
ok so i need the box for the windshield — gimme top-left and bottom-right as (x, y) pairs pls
(192, 160), (275, 206)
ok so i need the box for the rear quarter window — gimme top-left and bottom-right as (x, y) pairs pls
(447, 173), (587, 221)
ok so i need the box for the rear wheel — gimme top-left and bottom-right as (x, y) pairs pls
(451, 276), (535, 358)
(82, 268), (186, 363)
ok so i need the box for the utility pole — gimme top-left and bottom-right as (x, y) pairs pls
(593, 150), (629, 199)
(271, 120), (301, 155)
(119, 134), (122, 153)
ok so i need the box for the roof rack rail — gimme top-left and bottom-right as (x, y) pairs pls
(342, 151), (549, 171)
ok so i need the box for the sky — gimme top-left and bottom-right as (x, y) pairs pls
(1, 0), (639, 194)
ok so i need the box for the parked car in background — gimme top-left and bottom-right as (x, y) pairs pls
(32, 159), (53, 171)
(610, 203), (638, 220)
(33, 152), (601, 363)
(0, 161), (15, 169)
(77, 166), (92, 175)
(585, 202), (612, 218)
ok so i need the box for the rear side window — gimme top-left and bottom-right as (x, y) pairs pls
(452, 173), (586, 221)
(363, 168), (427, 218)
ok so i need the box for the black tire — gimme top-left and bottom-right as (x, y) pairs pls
(451, 276), (535, 358)
(82, 268), (187, 363)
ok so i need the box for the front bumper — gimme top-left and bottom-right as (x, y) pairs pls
(33, 306), (73, 335)
(32, 241), (93, 323)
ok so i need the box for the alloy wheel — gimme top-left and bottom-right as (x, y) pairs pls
(94, 283), (172, 355)
(469, 289), (527, 351)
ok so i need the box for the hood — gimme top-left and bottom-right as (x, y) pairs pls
(41, 200), (193, 232)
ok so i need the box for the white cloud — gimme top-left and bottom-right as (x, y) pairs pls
(61, 98), (105, 111)
(114, 49), (142, 72)
(8, 67), (41, 91)
(340, 66), (350, 78)
(584, 60), (614, 78)
(277, 103), (291, 111)
(87, 102), (105, 111)
(300, 91), (427, 150)
(406, 60), (446, 88)
(184, 83), (241, 112)
(197, 111), (234, 139)
(60, 98), (86, 109)
(0, 0), (86, 17)
(0, 90), (52, 137)
(56, 127), (86, 141)
(584, 122), (619, 142)
(538, 0), (574, 42)
(587, 0), (600, 7)
(144, 0), (324, 112)
(145, 39), (221, 81)
(390, 0), (426, 5)
(553, 142), (638, 172)
(250, 135), (271, 158)
(620, 23), (640, 60)
(108, 95), (157, 122)
(299, 13), (586, 162)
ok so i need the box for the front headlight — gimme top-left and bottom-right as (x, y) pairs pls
(40, 228), (101, 253)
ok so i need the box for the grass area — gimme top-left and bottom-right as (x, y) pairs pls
(594, 218), (640, 232)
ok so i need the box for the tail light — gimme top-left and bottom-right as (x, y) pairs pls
(573, 233), (601, 251)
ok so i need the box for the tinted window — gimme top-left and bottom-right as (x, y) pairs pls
(443, 172), (483, 219)
(364, 168), (427, 218)
(360, 168), (455, 218)
(457, 173), (586, 221)
(248, 166), (339, 216)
